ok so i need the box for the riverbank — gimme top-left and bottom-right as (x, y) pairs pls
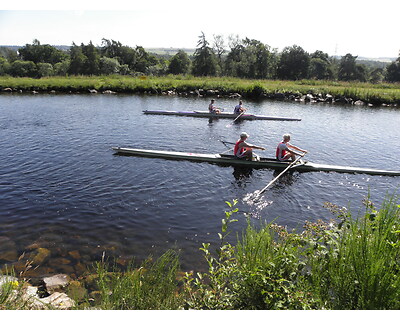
(1, 75), (399, 106)
(1, 195), (399, 310)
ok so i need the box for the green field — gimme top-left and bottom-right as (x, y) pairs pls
(1, 75), (400, 105)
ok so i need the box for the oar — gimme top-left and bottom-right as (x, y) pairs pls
(226, 111), (245, 128)
(218, 140), (236, 148)
(252, 152), (306, 200)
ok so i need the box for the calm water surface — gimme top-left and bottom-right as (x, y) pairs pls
(0, 94), (399, 276)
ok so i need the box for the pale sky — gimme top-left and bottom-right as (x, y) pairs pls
(0, 0), (399, 58)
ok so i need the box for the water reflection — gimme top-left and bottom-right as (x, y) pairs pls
(232, 166), (253, 183)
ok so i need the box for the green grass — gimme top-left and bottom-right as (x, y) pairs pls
(1, 75), (400, 104)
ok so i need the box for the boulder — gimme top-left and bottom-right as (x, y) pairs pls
(88, 89), (97, 94)
(32, 247), (51, 266)
(43, 274), (70, 293)
(354, 100), (365, 106)
(37, 292), (75, 310)
(325, 94), (334, 102)
(304, 93), (315, 102)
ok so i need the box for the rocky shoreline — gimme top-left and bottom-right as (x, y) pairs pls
(1, 86), (398, 107)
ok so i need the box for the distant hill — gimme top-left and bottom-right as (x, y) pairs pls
(145, 48), (196, 56)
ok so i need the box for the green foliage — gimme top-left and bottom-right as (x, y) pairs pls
(94, 250), (182, 310)
(192, 32), (218, 77)
(0, 57), (11, 76)
(184, 195), (400, 310)
(18, 39), (68, 64)
(168, 50), (191, 75)
(99, 57), (121, 75)
(385, 57), (400, 82)
(277, 45), (311, 80)
(36, 63), (54, 78)
(9, 60), (37, 77)
(225, 38), (277, 79)
(309, 196), (400, 309)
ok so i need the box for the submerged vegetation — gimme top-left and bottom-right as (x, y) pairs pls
(2, 195), (399, 310)
(1, 75), (400, 105)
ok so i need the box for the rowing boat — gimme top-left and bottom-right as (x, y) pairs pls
(112, 147), (400, 176)
(142, 110), (301, 121)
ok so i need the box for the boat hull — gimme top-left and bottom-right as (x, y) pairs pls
(112, 147), (400, 176)
(142, 110), (301, 121)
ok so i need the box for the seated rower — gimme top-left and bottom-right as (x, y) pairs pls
(276, 134), (307, 161)
(209, 99), (221, 114)
(234, 132), (266, 161)
(233, 100), (247, 114)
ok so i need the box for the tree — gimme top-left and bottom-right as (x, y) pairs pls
(168, 50), (191, 74)
(99, 57), (121, 75)
(0, 47), (18, 62)
(36, 63), (54, 77)
(338, 53), (358, 81)
(54, 60), (70, 76)
(277, 45), (310, 80)
(9, 60), (37, 77)
(309, 50), (334, 80)
(68, 43), (87, 75)
(213, 34), (226, 72)
(225, 38), (277, 79)
(385, 56), (400, 82)
(192, 32), (218, 76)
(18, 39), (67, 64)
(81, 41), (100, 75)
(0, 57), (11, 75)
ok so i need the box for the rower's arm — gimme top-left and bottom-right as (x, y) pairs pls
(289, 144), (307, 153)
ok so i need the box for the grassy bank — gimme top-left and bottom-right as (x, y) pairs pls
(1, 75), (400, 105)
(2, 195), (399, 310)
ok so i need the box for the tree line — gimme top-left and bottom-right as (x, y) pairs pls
(0, 33), (400, 83)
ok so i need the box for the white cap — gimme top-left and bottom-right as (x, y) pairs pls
(240, 132), (249, 138)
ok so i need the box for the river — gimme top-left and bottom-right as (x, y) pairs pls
(0, 93), (399, 277)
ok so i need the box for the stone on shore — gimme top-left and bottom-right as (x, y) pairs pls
(43, 274), (71, 293)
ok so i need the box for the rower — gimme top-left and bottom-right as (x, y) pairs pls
(233, 100), (247, 114)
(234, 132), (266, 161)
(209, 99), (221, 114)
(276, 134), (307, 161)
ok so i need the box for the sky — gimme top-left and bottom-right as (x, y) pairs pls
(0, 0), (399, 58)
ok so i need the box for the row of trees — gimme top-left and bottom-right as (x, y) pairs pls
(1, 34), (399, 83)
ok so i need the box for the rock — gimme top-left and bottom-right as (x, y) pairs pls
(32, 247), (51, 266)
(88, 89), (97, 94)
(354, 100), (365, 105)
(3, 87), (13, 92)
(102, 90), (115, 94)
(325, 94), (334, 102)
(273, 92), (286, 100)
(0, 250), (18, 262)
(39, 292), (75, 310)
(229, 93), (241, 98)
(305, 93), (315, 102)
(43, 274), (70, 293)
(68, 250), (81, 260)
